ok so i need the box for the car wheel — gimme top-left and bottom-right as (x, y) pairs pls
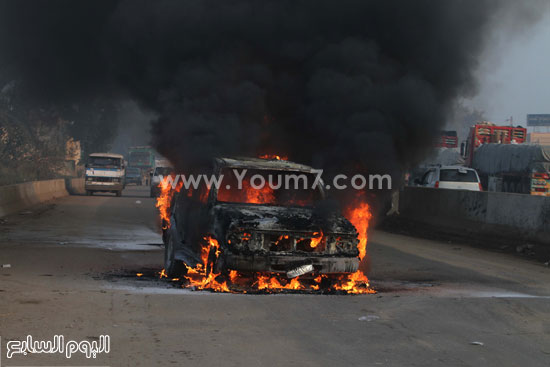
(86, 190), (93, 196)
(165, 231), (186, 277)
(116, 191), (122, 197)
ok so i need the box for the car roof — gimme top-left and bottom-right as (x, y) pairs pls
(89, 153), (124, 159)
(427, 165), (475, 170)
(216, 157), (316, 173)
(438, 165), (475, 170)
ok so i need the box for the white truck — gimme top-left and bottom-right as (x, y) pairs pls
(85, 153), (126, 197)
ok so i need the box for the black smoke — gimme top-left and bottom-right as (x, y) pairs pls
(0, 1), (546, 207)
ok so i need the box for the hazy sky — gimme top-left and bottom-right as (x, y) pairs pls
(466, 12), (550, 126)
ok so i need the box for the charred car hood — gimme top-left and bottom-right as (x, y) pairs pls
(212, 203), (357, 235)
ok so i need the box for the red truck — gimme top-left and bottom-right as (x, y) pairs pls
(463, 122), (527, 166)
(435, 130), (458, 148)
(461, 122), (550, 196)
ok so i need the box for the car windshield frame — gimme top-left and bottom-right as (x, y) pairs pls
(214, 167), (323, 207)
(129, 152), (151, 165)
(88, 157), (121, 167)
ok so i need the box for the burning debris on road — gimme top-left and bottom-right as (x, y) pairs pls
(152, 237), (374, 295)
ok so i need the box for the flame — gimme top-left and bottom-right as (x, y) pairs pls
(258, 154), (288, 161)
(255, 275), (306, 291)
(332, 270), (372, 294)
(229, 270), (239, 283)
(243, 180), (275, 204)
(155, 175), (182, 229)
(344, 199), (372, 261)
(332, 194), (374, 294)
(182, 236), (230, 292)
(218, 179), (276, 204)
(310, 231), (323, 248)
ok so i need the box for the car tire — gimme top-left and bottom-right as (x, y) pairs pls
(86, 190), (93, 196)
(116, 191), (122, 197)
(165, 231), (186, 278)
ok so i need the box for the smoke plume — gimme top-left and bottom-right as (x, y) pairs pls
(0, 0), (547, 206)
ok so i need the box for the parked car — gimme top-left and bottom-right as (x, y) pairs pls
(416, 165), (482, 191)
(163, 157), (360, 277)
(125, 167), (142, 185)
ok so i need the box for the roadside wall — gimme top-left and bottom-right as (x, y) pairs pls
(399, 187), (550, 245)
(0, 178), (85, 218)
(65, 178), (85, 195)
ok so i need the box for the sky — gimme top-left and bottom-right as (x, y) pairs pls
(466, 11), (550, 127)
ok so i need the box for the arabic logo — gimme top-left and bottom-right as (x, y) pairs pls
(6, 335), (110, 359)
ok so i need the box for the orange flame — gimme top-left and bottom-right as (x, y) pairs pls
(332, 194), (374, 294)
(256, 275), (306, 291)
(182, 236), (230, 292)
(217, 179), (276, 205)
(344, 199), (372, 261)
(258, 154), (288, 161)
(310, 231), (323, 248)
(243, 180), (275, 204)
(332, 270), (372, 294)
(155, 175), (182, 229)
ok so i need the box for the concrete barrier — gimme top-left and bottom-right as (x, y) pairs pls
(0, 178), (85, 218)
(398, 187), (550, 245)
(65, 178), (86, 195)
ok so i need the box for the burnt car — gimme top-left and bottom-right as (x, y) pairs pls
(163, 157), (360, 277)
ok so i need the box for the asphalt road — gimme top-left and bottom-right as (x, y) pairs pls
(0, 186), (549, 367)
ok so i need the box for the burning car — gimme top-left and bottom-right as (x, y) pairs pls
(162, 157), (362, 280)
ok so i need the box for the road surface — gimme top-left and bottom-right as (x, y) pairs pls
(0, 186), (549, 366)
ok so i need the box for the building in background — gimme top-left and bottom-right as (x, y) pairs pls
(527, 114), (550, 145)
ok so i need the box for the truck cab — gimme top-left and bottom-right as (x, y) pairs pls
(85, 153), (125, 197)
